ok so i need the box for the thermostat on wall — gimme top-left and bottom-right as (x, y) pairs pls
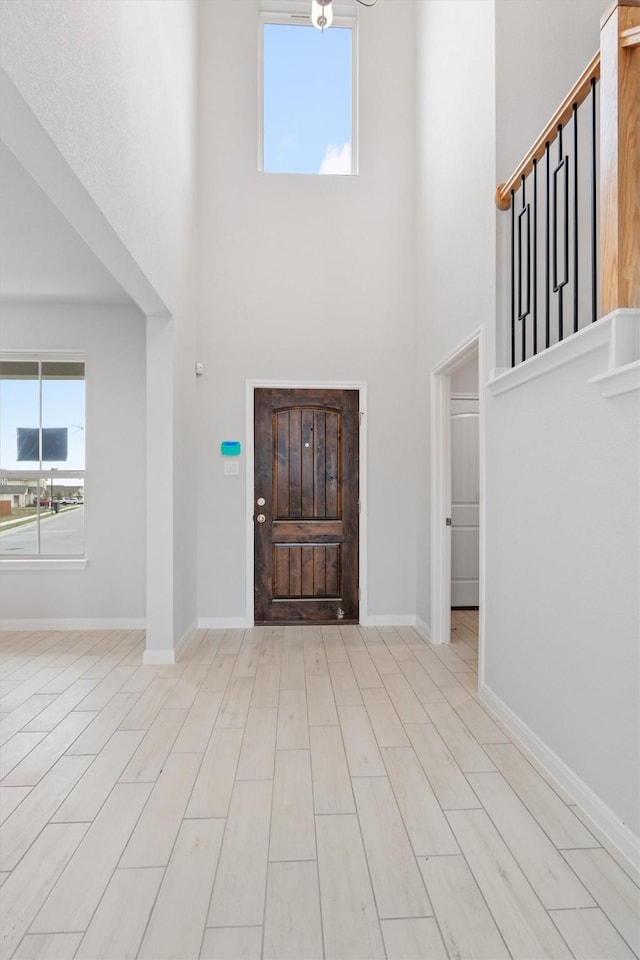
(221, 441), (241, 456)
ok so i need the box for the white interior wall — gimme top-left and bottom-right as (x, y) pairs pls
(414, 0), (496, 633)
(0, 0), (197, 314)
(0, 0), (199, 650)
(450, 353), (480, 395)
(0, 303), (147, 625)
(495, 0), (606, 180)
(486, 0), (639, 852)
(485, 347), (640, 844)
(196, 0), (417, 623)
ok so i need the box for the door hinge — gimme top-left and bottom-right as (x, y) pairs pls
(358, 499), (361, 512)
(359, 411), (364, 425)
(445, 517), (452, 526)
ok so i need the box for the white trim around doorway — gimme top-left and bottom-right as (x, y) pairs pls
(244, 380), (368, 626)
(430, 328), (486, 685)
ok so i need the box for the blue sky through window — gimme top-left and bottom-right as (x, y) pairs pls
(263, 22), (352, 175)
(0, 374), (85, 472)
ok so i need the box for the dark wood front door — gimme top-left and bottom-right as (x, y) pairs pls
(254, 388), (359, 625)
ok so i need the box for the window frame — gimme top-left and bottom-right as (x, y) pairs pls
(258, 6), (359, 176)
(0, 350), (87, 567)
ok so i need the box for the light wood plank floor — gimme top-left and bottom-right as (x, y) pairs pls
(0, 614), (638, 960)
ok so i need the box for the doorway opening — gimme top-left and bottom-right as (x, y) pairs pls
(430, 331), (484, 683)
(449, 355), (480, 660)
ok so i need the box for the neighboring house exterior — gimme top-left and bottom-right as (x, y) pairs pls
(0, 482), (28, 509)
(0, 480), (44, 509)
(0, 0), (637, 872)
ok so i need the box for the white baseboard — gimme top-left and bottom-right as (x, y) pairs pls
(175, 619), (197, 654)
(142, 618), (197, 666)
(198, 617), (253, 629)
(414, 617), (431, 641)
(362, 615), (416, 627)
(200, 616), (420, 630)
(0, 617), (145, 631)
(480, 681), (640, 872)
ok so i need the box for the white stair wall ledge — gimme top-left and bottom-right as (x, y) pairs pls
(489, 308), (640, 397)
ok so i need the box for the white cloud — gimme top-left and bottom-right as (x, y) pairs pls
(318, 142), (351, 175)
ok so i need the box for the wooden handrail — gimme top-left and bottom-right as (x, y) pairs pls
(495, 52), (600, 210)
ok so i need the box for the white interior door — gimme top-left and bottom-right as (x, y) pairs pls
(451, 396), (479, 607)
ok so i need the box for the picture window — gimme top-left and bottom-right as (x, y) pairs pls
(261, 16), (356, 175)
(0, 357), (85, 558)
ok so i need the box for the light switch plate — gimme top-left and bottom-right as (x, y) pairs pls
(224, 461), (239, 476)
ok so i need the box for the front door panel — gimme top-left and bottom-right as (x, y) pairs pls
(254, 388), (359, 624)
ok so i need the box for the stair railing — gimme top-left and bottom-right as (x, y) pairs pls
(496, 0), (639, 368)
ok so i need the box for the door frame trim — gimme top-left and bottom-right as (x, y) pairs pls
(430, 328), (486, 683)
(245, 379), (368, 626)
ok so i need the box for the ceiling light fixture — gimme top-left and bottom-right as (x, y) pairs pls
(311, 0), (377, 32)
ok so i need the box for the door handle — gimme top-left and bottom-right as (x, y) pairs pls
(256, 514), (266, 524)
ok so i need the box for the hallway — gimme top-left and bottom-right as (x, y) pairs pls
(0, 621), (638, 959)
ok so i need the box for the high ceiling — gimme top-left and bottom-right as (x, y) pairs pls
(0, 141), (131, 304)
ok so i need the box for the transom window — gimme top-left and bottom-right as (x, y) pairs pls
(0, 357), (85, 558)
(260, 14), (356, 175)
